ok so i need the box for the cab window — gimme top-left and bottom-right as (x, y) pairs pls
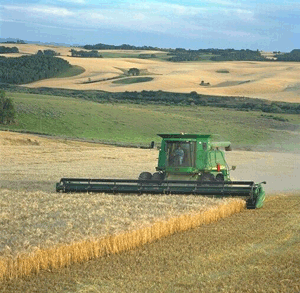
(165, 141), (196, 167)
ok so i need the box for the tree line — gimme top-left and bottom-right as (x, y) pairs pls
(36, 49), (60, 56)
(168, 49), (267, 62)
(275, 50), (300, 61)
(138, 54), (157, 59)
(70, 49), (103, 58)
(0, 46), (19, 54)
(210, 49), (266, 61)
(1, 84), (299, 115)
(168, 52), (202, 62)
(1, 39), (26, 44)
(83, 43), (166, 51)
(0, 55), (71, 84)
(82, 43), (300, 62)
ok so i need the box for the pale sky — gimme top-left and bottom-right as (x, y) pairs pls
(1, 0), (299, 51)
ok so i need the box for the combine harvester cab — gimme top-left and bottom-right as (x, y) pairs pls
(56, 133), (266, 209)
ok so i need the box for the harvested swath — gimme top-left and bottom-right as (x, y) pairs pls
(0, 131), (158, 192)
(2, 131), (299, 195)
(0, 189), (245, 279)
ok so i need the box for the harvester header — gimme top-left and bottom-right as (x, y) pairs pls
(56, 133), (266, 209)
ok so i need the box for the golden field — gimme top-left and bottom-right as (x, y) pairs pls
(3, 43), (300, 103)
(0, 131), (299, 281)
(0, 131), (246, 279)
(0, 188), (235, 258)
(3, 193), (297, 293)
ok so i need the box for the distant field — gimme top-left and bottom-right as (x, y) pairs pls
(3, 43), (300, 102)
(2, 92), (300, 150)
(99, 51), (169, 60)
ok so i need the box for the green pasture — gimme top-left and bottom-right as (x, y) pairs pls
(55, 65), (85, 78)
(99, 52), (169, 60)
(2, 92), (300, 150)
(112, 77), (154, 85)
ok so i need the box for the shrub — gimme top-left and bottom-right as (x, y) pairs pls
(0, 90), (16, 124)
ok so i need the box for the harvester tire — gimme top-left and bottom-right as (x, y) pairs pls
(216, 174), (224, 181)
(138, 172), (152, 180)
(200, 173), (215, 181)
(152, 172), (165, 181)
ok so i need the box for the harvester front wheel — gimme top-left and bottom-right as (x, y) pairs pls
(152, 172), (165, 181)
(138, 172), (152, 180)
(216, 174), (224, 181)
(200, 173), (215, 181)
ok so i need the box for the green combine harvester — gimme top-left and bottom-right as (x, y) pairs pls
(56, 134), (266, 209)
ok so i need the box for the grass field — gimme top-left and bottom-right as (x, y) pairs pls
(1, 193), (299, 292)
(55, 65), (85, 78)
(99, 51), (169, 60)
(112, 77), (154, 85)
(2, 92), (300, 151)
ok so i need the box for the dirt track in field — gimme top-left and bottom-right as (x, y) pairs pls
(4, 43), (300, 103)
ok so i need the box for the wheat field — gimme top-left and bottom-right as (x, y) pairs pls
(1, 130), (299, 279)
(0, 131), (248, 279)
(3, 43), (300, 103)
(0, 187), (244, 279)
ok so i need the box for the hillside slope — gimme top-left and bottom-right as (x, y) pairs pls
(2, 92), (300, 152)
(3, 43), (300, 103)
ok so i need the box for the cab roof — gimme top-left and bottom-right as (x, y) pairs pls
(157, 133), (212, 139)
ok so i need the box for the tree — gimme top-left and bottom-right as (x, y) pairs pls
(0, 90), (16, 124)
(0, 46), (19, 54)
(0, 55), (71, 84)
(36, 50), (44, 56)
(128, 68), (140, 76)
(43, 49), (59, 56)
(70, 49), (102, 58)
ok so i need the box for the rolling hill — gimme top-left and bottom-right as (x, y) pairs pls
(2, 43), (300, 103)
(2, 92), (300, 152)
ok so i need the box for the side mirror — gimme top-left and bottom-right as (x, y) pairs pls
(231, 166), (236, 171)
